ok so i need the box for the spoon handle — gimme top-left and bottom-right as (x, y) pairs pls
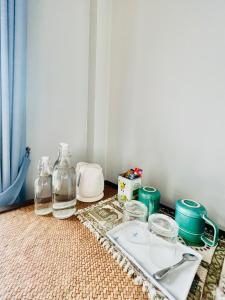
(153, 258), (185, 280)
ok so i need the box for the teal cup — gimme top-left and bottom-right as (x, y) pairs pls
(138, 186), (160, 215)
(175, 199), (219, 247)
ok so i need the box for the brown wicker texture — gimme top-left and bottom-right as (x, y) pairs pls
(0, 204), (147, 300)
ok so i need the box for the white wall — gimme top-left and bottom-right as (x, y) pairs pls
(106, 0), (225, 229)
(87, 0), (112, 173)
(26, 0), (225, 229)
(26, 0), (90, 199)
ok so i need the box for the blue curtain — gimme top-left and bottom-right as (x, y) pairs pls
(0, 0), (30, 206)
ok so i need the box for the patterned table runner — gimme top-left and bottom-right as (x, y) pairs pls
(77, 196), (225, 300)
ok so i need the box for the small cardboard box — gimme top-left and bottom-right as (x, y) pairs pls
(118, 174), (142, 202)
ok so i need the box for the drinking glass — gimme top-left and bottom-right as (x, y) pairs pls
(123, 200), (148, 244)
(148, 213), (179, 268)
(123, 200), (148, 222)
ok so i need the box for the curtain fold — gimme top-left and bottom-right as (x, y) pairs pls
(0, 0), (30, 206)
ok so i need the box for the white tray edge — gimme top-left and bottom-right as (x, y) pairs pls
(107, 221), (202, 300)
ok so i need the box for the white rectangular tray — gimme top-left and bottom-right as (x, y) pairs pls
(107, 221), (202, 300)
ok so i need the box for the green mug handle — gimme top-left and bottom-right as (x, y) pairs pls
(201, 214), (219, 247)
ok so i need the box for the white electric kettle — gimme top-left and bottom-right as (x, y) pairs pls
(76, 162), (104, 202)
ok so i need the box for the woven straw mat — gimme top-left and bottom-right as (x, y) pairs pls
(0, 204), (148, 300)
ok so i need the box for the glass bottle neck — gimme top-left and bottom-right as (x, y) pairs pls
(39, 160), (51, 176)
(57, 150), (72, 166)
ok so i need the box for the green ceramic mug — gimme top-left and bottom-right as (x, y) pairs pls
(138, 186), (160, 215)
(175, 199), (219, 247)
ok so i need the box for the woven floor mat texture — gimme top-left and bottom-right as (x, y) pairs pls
(0, 204), (147, 300)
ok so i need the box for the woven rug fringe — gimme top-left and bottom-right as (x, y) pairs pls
(77, 208), (166, 300)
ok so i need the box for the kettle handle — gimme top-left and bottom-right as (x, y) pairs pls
(77, 172), (81, 187)
(201, 214), (219, 247)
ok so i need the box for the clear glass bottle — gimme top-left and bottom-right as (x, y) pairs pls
(52, 143), (76, 219)
(34, 156), (52, 215)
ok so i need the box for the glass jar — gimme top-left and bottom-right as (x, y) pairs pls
(123, 200), (148, 222)
(52, 143), (76, 219)
(34, 156), (52, 215)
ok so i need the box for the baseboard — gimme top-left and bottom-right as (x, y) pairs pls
(104, 180), (117, 189)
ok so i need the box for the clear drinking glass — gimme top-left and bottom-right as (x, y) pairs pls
(123, 200), (148, 244)
(52, 143), (76, 219)
(34, 156), (52, 216)
(123, 200), (148, 222)
(148, 213), (179, 268)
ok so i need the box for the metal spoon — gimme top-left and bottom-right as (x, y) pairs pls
(153, 253), (198, 280)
